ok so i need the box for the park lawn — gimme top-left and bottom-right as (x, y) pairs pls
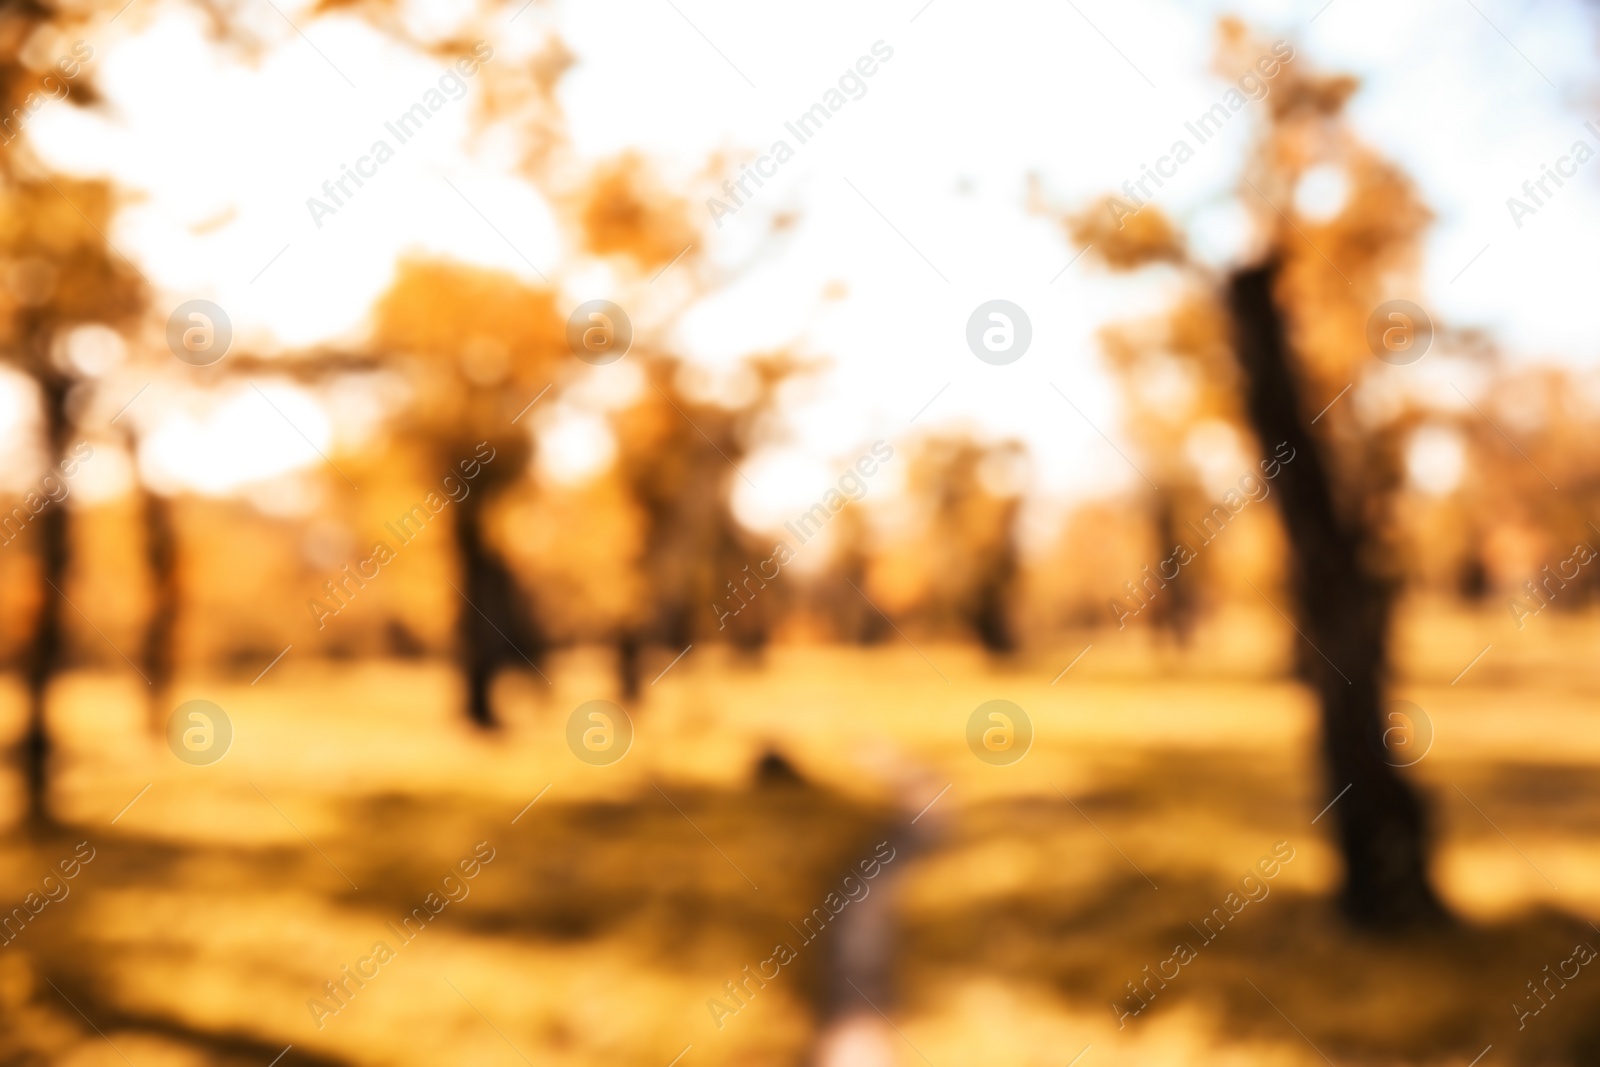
(1, 612), (1599, 1065)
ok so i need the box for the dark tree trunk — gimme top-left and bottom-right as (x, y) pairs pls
(23, 376), (70, 829)
(454, 493), (542, 727)
(966, 501), (1019, 654)
(835, 556), (887, 646)
(1226, 263), (1445, 928)
(969, 573), (1015, 654)
(1149, 495), (1196, 647)
(616, 631), (642, 703)
(141, 487), (178, 730)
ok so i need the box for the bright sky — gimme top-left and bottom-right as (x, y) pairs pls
(23, 0), (1600, 520)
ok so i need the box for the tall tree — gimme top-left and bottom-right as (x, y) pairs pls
(609, 354), (797, 698)
(1062, 22), (1445, 925)
(371, 259), (564, 725)
(1228, 262), (1440, 924)
(867, 434), (1025, 652)
(0, 0), (145, 820)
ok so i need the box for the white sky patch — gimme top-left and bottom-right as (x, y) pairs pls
(535, 404), (615, 485)
(0, 371), (47, 493)
(14, 0), (1600, 513)
(69, 440), (136, 506)
(1406, 424), (1467, 496)
(138, 383), (330, 495)
(1294, 163), (1350, 223)
(1184, 420), (1250, 498)
(57, 324), (128, 378)
(733, 448), (837, 532)
(30, 4), (559, 348)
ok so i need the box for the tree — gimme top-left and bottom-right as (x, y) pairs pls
(608, 354), (799, 697)
(1228, 262), (1441, 925)
(0, 40), (145, 823)
(370, 259), (564, 725)
(866, 434), (1025, 652)
(1061, 22), (1446, 926)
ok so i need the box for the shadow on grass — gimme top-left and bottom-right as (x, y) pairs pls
(1, 763), (895, 1064)
(901, 749), (1600, 1065)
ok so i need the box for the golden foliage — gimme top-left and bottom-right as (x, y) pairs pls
(577, 153), (698, 271)
(499, 474), (651, 641)
(1067, 197), (1186, 270)
(0, 180), (143, 351)
(372, 257), (564, 368)
(870, 435), (1021, 645)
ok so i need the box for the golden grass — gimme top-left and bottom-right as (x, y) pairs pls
(0, 611), (1597, 1064)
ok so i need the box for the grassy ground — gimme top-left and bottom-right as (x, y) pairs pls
(2, 605), (1599, 1065)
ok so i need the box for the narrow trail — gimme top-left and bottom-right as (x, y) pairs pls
(814, 767), (950, 1067)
